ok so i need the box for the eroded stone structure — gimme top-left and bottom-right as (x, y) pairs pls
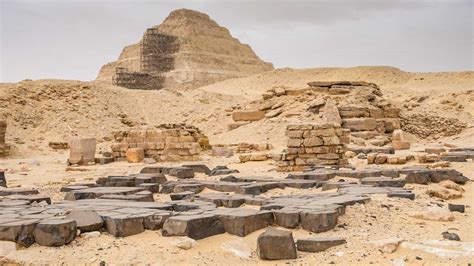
(276, 123), (350, 172)
(111, 124), (210, 162)
(0, 120), (9, 157)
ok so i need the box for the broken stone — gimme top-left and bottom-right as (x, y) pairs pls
(448, 203), (465, 213)
(33, 219), (77, 247)
(257, 227), (297, 260)
(162, 214), (225, 240)
(66, 210), (104, 232)
(0, 219), (38, 247)
(218, 209), (273, 236)
(297, 237), (346, 252)
(300, 210), (338, 233)
(171, 236), (197, 250)
(104, 214), (145, 237)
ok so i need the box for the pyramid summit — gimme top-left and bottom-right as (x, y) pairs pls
(97, 9), (273, 89)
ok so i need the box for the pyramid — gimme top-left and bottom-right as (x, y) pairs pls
(96, 9), (273, 89)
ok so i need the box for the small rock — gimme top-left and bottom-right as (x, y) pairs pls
(81, 231), (101, 239)
(171, 237), (197, 250)
(448, 203), (465, 213)
(143, 158), (156, 164)
(442, 231), (460, 241)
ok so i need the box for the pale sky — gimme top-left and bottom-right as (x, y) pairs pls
(1, 0), (473, 82)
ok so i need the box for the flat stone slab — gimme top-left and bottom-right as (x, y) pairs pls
(273, 208), (300, 228)
(0, 188), (39, 196)
(65, 187), (145, 200)
(162, 214), (225, 240)
(360, 177), (406, 187)
(218, 209), (273, 236)
(104, 214), (145, 237)
(296, 236), (346, 252)
(65, 210), (104, 232)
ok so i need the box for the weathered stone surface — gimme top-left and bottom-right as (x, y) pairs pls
(405, 170), (431, 184)
(182, 164), (211, 175)
(66, 210), (104, 232)
(65, 187), (145, 200)
(297, 236), (346, 252)
(361, 177), (405, 187)
(257, 227), (297, 260)
(342, 118), (377, 131)
(69, 138), (96, 165)
(104, 214), (145, 237)
(169, 167), (195, 179)
(392, 140), (410, 150)
(322, 99), (342, 125)
(33, 220), (77, 247)
(0, 171), (5, 187)
(218, 209), (273, 236)
(232, 110), (265, 121)
(387, 192), (415, 200)
(170, 191), (195, 200)
(143, 211), (171, 230)
(162, 214), (225, 240)
(448, 203), (465, 213)
(0, 219), (38, 247)
(273, 209), (300, 228)
(300, 210), (338, 233)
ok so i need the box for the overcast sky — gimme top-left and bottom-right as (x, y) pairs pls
(1, 0), (472, 82)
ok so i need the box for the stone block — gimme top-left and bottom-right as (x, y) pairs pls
(232, 110), (265, 121)
(65, 210), (104, 232)
(218, 210), (273, 236)
(257, 227), (297, 260)
(69, 138), (96, 165)
(297, 236), (346, 252)
(392, 141), (410, 150)
(104, 214), (145, 237)
(300, 210), (338, 233)
(162, 214), (225, 240)
(33, 220), (77, 247)
(169, 167), (195, 179)
(0, 219), (38, 247)
(342, 118), (377, 131)
(273, 208), (300, 228)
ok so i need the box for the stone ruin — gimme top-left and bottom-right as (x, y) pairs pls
(68, 138), (97, 166)
(0, 120), (9, 157)
(276, 123), (350, 172)
(111, 124), (210, 162)
(0, 163), (468, 249)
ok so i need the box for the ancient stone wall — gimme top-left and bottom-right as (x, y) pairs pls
(0, 121), (9, 157)
(276, 123), (349, 172)
(111, 124), (210, 162)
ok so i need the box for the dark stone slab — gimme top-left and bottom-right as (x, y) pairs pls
(173, 184), (204, 193)
(0, 171), (6, 187)
(257, 227), (297, 260)
(0, 188), (39, 196)
(142, 211), (171, 230)
(296, 236), (346, 252)
(360, 177), (406, 187)
(387, 192), (415, 200)
(322, 181), (357, 191)
(65, 187), (145, 200)
(448, 203), (465, 213)
(273, 208), (300, 228)
(60, 185), (91, 192)
(405, 170), (431, 184)
(6, 194), (52, 204)
(169, 167), (195, 179)
(218, 209), (273, 236)
(104, 214), (145, 237)
(33, 219), (77, 246)
(0, 219), (38, 247)
(300, 210), (338, 233)
(139, 183), (159, 193)
(66, 210), (104, 232)
(182, 164), (211, 175)
(429, 169), (469, 184)
(170, 191), (195, 201)
(162, 214), (225, 240)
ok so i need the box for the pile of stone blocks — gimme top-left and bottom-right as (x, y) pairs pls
(0, 120), (9, 157)
(68, 138), (97, 166)
(111, 124), (210, 162)
(276, 123), (349, 171)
